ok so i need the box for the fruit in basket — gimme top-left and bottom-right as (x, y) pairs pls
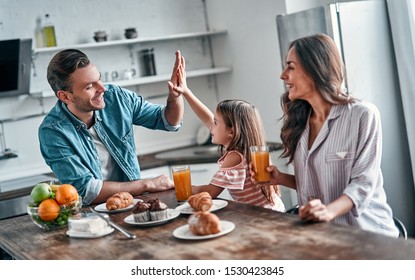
(38, 198), (60, 221)
(27, 183), (82, 230)
(30, 183), (52, 203)
(55, 184), (78, 205)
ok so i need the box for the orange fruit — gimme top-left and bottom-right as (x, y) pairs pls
(38, 198), (60, 221)
(55, 184), (78, 205)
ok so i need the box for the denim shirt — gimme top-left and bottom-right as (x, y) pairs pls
(38, 84), (181, 205)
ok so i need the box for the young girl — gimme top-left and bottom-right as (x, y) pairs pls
(170, 51), (285, 212)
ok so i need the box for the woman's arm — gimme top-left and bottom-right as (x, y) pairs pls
(299, 194), (354, 222)
(250, 164), (297, 190)
(91, 175), (175, 204)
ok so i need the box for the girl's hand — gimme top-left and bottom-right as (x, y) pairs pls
(170, 53), (188, 96)
(170, 50), (182, 86)
(167, 51), (182, 98)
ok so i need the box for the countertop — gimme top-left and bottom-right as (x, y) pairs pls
(138, 142), (283, 170)
(0, 142), (283, 201)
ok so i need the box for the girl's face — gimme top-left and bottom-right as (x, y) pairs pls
(210, 110), (233, 148)
(280, 47), (316, 101)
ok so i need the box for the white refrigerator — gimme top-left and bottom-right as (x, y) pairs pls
(276, 0), (414, 235)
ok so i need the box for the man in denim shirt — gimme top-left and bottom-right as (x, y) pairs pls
(39, 49), (184, 205)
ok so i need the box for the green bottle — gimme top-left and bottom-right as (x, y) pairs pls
(43, 14), (57, 47)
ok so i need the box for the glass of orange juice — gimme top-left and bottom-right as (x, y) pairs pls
(172, 165), (192, 204)
(250, 146), (271, 183)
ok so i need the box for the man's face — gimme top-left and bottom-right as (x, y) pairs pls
(65, 63), (106, 115)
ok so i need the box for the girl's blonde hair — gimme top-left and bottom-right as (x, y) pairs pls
(216, 99), (266, 161)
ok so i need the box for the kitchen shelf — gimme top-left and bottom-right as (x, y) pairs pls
(36, 66), (232, 97)
(33, 29), (227, 54)
(114, 66), (232, 87)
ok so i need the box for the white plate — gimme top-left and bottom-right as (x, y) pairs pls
(124, 208), (180, 226)
(173, 220), (235, 240)
(66, 226), (114, 238)
(175, 199), (228, 214)
(94, 198), (143, 213)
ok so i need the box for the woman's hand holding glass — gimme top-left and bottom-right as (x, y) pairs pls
(249, 163), (282, 205)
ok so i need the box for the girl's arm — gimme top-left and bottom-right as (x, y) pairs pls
(172, 54), (214, 128)
(191, 184), (224, 198)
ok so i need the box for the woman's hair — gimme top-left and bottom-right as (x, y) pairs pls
(280, 33), (356, 163)
(216, 99), (266, 162)
(47, 49), (90, 95)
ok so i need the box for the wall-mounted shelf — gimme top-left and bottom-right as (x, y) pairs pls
(114, 66), (232, 87)
(36, 66), (232, 97)
(33, 29), (227, 54)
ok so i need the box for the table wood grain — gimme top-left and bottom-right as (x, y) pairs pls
(1, 189), (415, 260)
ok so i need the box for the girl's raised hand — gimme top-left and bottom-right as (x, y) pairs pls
(173, 56), (187, 95)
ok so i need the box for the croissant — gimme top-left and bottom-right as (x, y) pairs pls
(188, 211), (221, 235)
(106, 192), (133, 210)
(188, 192), (213, 212)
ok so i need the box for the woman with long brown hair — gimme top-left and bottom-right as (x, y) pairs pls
(257, 34), (398, 237)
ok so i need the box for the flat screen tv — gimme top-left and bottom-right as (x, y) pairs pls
(0, 38), (32, 98)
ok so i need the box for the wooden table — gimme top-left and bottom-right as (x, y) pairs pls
(1, 189), (415, 260)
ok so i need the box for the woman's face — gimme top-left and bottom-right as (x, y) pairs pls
(280, 47), (316, 101)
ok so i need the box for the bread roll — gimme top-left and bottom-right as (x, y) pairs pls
(188, 211), (221, 235)
(106, 192), (133, 210)
(188, 192), (212, 212)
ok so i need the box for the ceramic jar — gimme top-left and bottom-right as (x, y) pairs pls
(93, 31), (107, 42)
(124, 28), (138, 39)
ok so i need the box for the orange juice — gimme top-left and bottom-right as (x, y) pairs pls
(250, 146), (270, 183)
(172, 166), (192, 202)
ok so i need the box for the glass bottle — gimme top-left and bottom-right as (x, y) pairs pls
(139, 48), (156, 76)
(34, 17), (45, 48)
(43, 14), (57, 47)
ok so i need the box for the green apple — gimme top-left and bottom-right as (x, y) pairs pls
(30, 183), (52, 203)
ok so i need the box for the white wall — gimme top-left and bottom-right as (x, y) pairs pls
(0, 0), (219, 181)
(285, 0), (381, 13)
(205, 0), (287, 143)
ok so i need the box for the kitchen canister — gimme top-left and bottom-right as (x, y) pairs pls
(124, 27), (138, 39)
(139, 48), (156, 76)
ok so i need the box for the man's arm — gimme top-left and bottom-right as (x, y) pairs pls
(91, 174), (174, 204)
(164, 50), (184, 126)
(170, 52), (214, 128)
